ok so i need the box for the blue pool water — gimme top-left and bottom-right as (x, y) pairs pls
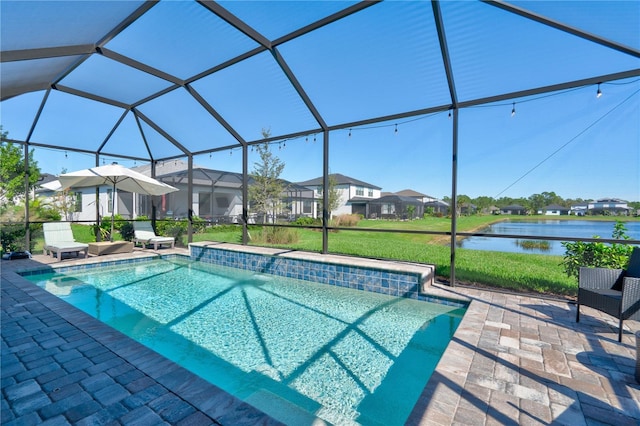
(26, 258), (466, 425)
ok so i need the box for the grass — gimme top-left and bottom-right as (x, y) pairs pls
(190, 216), (578, 297)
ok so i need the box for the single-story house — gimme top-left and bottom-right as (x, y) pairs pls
(500, 205), (528, 215)
(540, 204), (570, 216)
(368, 194), (424, 220)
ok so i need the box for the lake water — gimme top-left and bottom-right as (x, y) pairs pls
(458, 220), (640, 256)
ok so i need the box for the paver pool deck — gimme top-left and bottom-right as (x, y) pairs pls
(2, 249), (639, 425)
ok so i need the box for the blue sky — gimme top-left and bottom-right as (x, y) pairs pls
(1, 1), (639, 202)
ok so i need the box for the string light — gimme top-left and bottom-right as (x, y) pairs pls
(348, 128), (352, 138)
(511, 102), (516, 117)
(64, 150), (67, 159)
(448, 109), (452, 119)
(313, 134), (316, 142)
(394, 124), (398, 134)
(596, 83), (602, 98)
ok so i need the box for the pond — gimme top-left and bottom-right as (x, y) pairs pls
(457, 220), (640, 256)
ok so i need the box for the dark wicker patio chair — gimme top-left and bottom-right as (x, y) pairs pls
(576, 247), (640, 342)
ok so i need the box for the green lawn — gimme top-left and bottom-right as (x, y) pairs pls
(192, 216), (579, 297)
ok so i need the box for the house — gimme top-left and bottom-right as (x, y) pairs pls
(37, 161), (317, 225)
(135, 161), (316, 223)
(393, 189), (438, 204)
(500, 205), (528, 215)
(570, 198), (632, 216)
(37, 179), (133, 223)
(368, 194), (424, 219)
(424, 199), (450, 215)
(296, 173), (381, 218)
(541, 204), (569, 216)
(586, 198), (631, 216)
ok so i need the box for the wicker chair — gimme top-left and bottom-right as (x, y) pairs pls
(576, 247), (640, 342)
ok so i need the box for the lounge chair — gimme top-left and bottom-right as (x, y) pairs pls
(43, 222), (89, 262)
(576, 247), (640, 342)
(133, 221), (175, 251)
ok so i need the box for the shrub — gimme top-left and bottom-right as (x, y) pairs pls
(191, 216), (208, 233)
(119, 222), (135, 241)
(156, 219), (188, 246)
(332, 214), (360, 227)
(561, 220), (634, 281)
(253, 226), (299, 244)
(293, 216), (320, 226)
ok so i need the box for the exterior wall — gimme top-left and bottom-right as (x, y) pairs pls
(39, 187), (135, 224)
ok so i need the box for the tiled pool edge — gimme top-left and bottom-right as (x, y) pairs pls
(16, 243), (467, 308)
(189, 242), (468, 308)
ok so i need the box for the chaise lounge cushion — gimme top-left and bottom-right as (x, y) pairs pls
(133, 221), (175, 251)
(43, 222), (89, 261)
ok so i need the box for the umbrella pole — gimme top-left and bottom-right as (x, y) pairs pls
(111, 182), (116, 242)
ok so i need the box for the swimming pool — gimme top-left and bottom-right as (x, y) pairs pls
(25, 257), (466, 425)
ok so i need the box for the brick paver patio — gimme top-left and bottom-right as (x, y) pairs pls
(2, 251), (639, 425)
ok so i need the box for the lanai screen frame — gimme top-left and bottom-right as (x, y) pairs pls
(2, 0), (640, 285)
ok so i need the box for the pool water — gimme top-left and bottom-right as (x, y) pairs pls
(27, 258), (466, 425)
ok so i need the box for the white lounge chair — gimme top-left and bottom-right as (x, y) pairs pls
(43, 222), (89, 262)
(133, 221), (175, 251)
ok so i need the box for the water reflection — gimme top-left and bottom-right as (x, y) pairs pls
(458, 220), (640, 256)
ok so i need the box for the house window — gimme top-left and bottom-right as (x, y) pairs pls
(107, 189), (113, 213)
(303, 200), (312, 214)
(368, 188), (373, 197)
(381, 204), (395, 215)
(356, 186), (364, 196)
(73, 192), (82, 212)
(316, 186), (322, 195)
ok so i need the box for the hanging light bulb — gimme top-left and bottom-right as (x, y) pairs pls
(448, 109), (452, 119)
(394, 124), (398, 134)
(64, 151), (68, 159)
(511, 102), (516, 117)
(596, 83), (602, 98)
(348, 129), (352, 138)
(313, 134), (316, 142)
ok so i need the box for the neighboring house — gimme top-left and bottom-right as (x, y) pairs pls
(540, 204), (570, 216)
(424, 199), (450, 215)
(37, 160), (316, 225)
(586, 198), (631, 216)
(297, 173), (381, 218)
(570, 198), (632, 216)
(394, 189), (438, 204)
(37, 180), (135, 223)
(500, 205), (528, 215)
(368, 194), (424, 220)
(569, 203), (588, 216)
(135, 161), (316, 223)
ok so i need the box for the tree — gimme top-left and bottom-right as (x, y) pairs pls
(316, 174), (342, 219)
(248, 128), (285, 223)
(0, 127), (41, 206)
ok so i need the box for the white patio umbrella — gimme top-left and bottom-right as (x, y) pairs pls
(58, 163), (178, 241)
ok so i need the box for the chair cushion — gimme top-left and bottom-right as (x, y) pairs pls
(585, 288), (623, 299)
